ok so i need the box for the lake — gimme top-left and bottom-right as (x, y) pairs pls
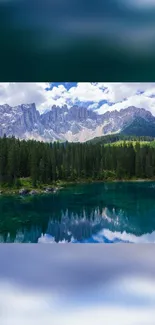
(1, 182), (155, 243)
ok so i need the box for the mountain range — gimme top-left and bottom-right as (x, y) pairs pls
(0, 103), (155, 142)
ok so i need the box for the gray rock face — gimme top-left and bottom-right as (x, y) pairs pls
(0, 103), (154, 142)
(19, 188), (30, 195)
(0, 103), (42, 139)
(29, 190), (38, 195)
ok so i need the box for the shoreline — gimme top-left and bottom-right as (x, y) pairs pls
(0, 178), (155, 195)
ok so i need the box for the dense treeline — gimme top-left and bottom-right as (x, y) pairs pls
(0, 135), (155, 187)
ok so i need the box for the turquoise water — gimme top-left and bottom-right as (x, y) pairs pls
(1, 182), (155, 243)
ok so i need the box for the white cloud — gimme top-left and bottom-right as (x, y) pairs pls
(97, 94), (155, 115)
(0, 279), (155, 325)
(0, 83), (49, 112)
(96, 83), (155, 115)
(68, 82), (107, 102)
(99, 83), (153, 102)
(122, 277), (155, 299)
(123, 0), (155, 9)
(59, 306), (155, 325)
(0, 281), (56, 325)
(1, 82), (155, 115)
(0, 82), (107, 112)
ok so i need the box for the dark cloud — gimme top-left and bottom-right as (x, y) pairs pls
(0, 245), (155, 293)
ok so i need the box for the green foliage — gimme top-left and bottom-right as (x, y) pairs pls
(88, 133), (155, 145)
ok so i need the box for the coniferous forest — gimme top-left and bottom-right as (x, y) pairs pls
(0, 135), (155, 189)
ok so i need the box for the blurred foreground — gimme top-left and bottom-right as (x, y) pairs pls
(1, 0), (155, 80)
(0, 245), (155, 324)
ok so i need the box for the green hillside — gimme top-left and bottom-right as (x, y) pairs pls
(121, 117), (155, 137)
(105, 140), (153, 147)
(88, 133), (155, 145)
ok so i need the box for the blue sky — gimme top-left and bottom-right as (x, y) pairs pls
(0, 245), (155, 325)
(50, 83), (78, 90)
(1, 82), (155, 115)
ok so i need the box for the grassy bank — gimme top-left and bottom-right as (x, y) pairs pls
(1, 176), (155, 195)
(0, 178), (63, 195)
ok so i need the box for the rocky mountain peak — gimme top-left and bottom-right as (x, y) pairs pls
(0, 104), (155, 142)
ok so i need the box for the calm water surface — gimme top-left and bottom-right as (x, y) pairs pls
(1, 182), (155, 243)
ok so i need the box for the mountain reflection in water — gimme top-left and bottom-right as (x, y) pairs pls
(1, 182), (155, 243)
